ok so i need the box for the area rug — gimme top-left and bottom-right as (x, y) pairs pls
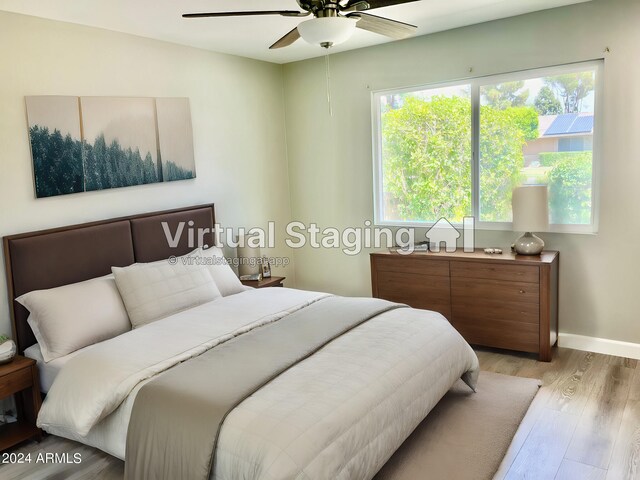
(374, 371), (541, 480)
(0, 371), (538, 480)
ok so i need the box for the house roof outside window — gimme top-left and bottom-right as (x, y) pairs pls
(540, 113), (594, 138)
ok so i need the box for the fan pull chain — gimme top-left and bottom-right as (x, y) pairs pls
(325, 53), (333, 117)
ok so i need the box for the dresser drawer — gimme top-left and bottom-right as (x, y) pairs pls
(451, 277), (539, 307)
(450, 277), (540, 353)
(0, 366), (32, 398)
(449, 317), (540, 353)
(374, 256), (449, 277)
(376, 270), (451, 319)
(450, 261), (539, 283)
(452, 296), (540, 325)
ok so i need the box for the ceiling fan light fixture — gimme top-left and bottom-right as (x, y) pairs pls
(297, 16), (358, 48)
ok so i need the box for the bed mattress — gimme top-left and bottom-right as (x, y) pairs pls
(24, 343), (84, 393)
(37, 287), (479, 479)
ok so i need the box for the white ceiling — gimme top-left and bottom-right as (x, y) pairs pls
(0, 0), (590, 64)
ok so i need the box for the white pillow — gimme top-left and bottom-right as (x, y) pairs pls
(112, 261), (221, 328)
(185, 246), (245, 297)
(16, 276), (130, 362)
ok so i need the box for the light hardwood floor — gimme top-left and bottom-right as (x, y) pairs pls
(0, 347), (638, 479)
(483, 347), (640, 480)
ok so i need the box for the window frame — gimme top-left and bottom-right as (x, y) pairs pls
(371, 60), (604, 234)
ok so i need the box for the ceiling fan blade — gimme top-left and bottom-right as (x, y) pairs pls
(270, 27), (301, 49)
(348, 12), (416, 39)
(356, 0), (421, 9)
(183, 11), (308, 19)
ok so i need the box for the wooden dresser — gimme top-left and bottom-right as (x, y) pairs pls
(370, 249), (559, 361)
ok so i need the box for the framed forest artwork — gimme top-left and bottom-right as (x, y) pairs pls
(25, 96), (196, 198)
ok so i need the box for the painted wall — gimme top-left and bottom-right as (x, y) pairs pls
(283, 0), (640, 344)
(0, 11), (294, 337)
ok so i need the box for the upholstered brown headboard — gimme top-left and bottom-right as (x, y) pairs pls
(3, 204), (215, 353)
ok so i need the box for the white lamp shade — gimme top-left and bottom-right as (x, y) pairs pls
(512, 185), (550, 232)
(298, 17), (358, 47)
(237, 242), (261, 276)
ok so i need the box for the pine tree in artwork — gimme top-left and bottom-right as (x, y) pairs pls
(143, 152), (158, 184)
(29, 126), (84, 197)
(164, 161), (195, 181)
(29, 123), (194, 197)
(84, 142), (100, 191)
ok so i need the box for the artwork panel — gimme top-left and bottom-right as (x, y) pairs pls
(25, 96), (85, 198)
(156, 97), (196, 182)
(80, 97), (160, 191)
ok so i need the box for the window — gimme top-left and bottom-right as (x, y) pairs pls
(558, 137), (592, 152)
(373, 61), (601, 232)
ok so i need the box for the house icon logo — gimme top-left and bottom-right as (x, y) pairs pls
(425, 217), (475, 253)
(426, 218), (460, 252)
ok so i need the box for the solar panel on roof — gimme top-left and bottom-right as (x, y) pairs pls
(544, 114), (578, 136)
(568, 115), (594, 134)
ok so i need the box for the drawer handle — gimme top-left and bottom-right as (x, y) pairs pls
(519, 289), (526, 294)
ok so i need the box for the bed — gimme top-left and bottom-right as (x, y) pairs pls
(3, 204), (479, 480)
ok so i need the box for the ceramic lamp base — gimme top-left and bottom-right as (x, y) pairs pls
(514, 232), (545, 255)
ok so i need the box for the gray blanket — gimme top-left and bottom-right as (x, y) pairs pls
(124, 296), (405, 480)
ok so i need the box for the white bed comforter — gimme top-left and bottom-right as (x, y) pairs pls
(38, 288), (479, 480)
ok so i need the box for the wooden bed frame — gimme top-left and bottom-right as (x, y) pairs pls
(3, 204), (216, 354)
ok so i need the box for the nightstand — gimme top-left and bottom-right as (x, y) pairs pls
(0, 356), (42, 451)
(241, 276), (286, 289)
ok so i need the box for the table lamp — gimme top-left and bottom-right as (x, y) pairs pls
(237, 235), (262, 277)
(512, 185), (549, 255)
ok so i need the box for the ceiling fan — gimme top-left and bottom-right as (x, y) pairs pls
(183, 0), (419, 50)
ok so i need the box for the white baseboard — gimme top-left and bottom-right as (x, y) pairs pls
(558, 333), (640, 360)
